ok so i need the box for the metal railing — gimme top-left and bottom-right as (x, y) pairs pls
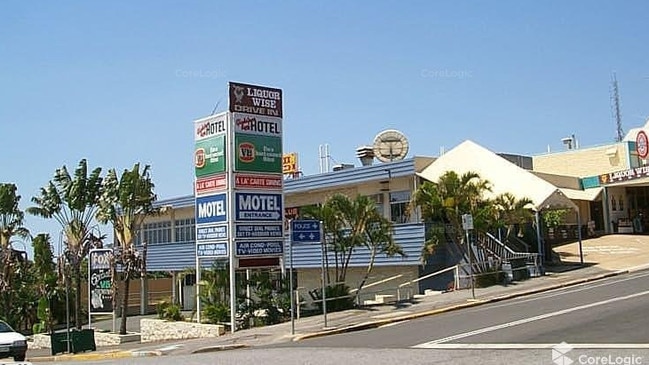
(396, 265), (459, 301)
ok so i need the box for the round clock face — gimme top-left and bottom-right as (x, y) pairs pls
(373, 130), (409, 162)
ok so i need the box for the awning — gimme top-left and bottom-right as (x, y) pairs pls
(559, 187), (603, 201)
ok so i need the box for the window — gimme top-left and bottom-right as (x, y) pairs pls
(368, 193), (385, 217)
(389, 191), (410, 224)
(136, 221), (172, 245)
(175, 218), (196, 243)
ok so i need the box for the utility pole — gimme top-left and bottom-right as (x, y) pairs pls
(612, 73), (624, 142)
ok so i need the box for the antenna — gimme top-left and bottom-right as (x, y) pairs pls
(611, 73), (624, 142)
(211, 97), (223, 116)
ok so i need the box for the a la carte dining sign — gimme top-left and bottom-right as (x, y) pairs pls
(599, 166), (649, 185)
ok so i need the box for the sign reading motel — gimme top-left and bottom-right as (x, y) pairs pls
(229, 82), (283, 118)
(599, 166), (649, 185)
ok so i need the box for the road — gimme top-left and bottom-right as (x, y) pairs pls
(287, 270), (649, 348)
(53, 271), (649, 365)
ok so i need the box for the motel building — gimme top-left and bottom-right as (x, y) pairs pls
(135, 120), (649, 312)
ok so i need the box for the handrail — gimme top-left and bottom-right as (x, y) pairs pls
(398, 265), (457, 288)
(349, 274), (404, 294)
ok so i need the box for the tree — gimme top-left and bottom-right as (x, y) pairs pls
(32, 233), (58, 333)
(27, 159), (103, 329)
(355, 214), (404, 300)
(411, 171), (493, 261)
(493, 192), (534, 240)
(304, 194), (403, 300)
(96, 163), (157, 334)
(0, 183), (31, 324)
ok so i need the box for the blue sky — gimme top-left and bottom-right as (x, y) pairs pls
(2, 1), (648, 255)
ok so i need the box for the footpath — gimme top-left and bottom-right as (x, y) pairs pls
(26, 234), (649, 362)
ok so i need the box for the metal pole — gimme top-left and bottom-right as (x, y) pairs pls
(88, 251), (92, 330)
(65, 265), (70, 353)
(229, 258), (235, 334)
(577, 210), (584, 265)
(320, 221), (327, 328)
(466, 229), (475, 299)
(195, 256), (201, 323)
(535, 210), (544, 275)
(289, 220), (295, 335)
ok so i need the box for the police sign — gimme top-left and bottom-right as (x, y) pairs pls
(235, 192), (283, 221)
(196, 193), (227, 225)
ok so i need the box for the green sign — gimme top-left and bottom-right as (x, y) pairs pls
(235, 133), (282, 173)
(195, 134), (226, 177)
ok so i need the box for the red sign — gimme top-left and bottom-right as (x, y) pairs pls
(235, 173), (282, 190)
(238, 257), (280, 269)
(195, 175), (226, 195)
(637, 131), (648, 159)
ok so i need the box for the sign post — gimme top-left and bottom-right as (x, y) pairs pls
(461, 214), (475, 299)
(88, 249), (114, 329)
(290, 220), (325, 329)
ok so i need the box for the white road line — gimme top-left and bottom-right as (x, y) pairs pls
(470, 270), (649, 312)
(412, 289), (649, 348)
(412, 343), (649, 349)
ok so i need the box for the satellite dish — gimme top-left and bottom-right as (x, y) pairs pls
(373, 129), (409, 162)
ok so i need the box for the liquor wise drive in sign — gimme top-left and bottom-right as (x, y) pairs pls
(235, 192), (283, 221)
(229, 82), (283, 118)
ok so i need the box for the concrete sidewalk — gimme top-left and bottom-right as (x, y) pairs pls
(27, 234), (649, 362)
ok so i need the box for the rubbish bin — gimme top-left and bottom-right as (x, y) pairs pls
(71, 329), (96, 353)
(49, 329), (96, 355)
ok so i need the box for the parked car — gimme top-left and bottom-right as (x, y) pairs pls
(0, 320), (27, 362)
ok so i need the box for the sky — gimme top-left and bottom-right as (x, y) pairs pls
(2, 1), (648, 257)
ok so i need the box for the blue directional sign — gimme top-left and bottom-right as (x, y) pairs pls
(291, 220), (321, 243)
(235, 224), (283, 239)
(235, 240), (284, 257)
(235, 192), (283, 221)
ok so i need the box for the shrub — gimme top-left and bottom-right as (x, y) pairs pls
(202, 302), (229, 324)
(156, 299), (184, 321)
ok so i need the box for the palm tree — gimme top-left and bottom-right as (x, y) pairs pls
(493, 192), (534, 241)
(355, 214), (403, 300)
(411, 171), (493, 262)
(0, 183), (31, 323)
(27, 159), (103, 329)
(96, 163), (157, 334)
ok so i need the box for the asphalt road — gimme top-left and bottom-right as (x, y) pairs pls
(286, 270), (649, 348)
(52, 271), (649, 365)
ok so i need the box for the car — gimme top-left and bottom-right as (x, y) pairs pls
(0, 320), (27, 362)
